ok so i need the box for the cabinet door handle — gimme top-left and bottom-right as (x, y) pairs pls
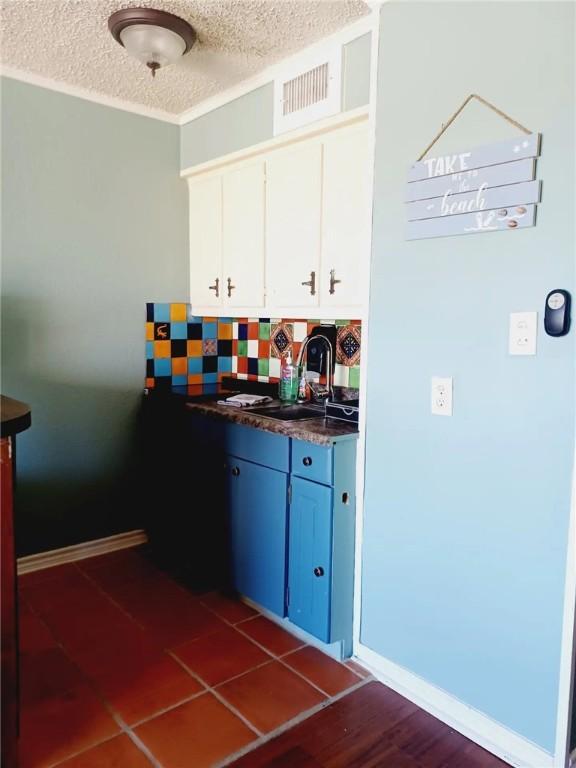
(209, 277), (219, 297)
(302, 456), (313, 467)
(313, 566), (324, 577)
(227, 277), (235, 297)
(301, 271), (316, 296)
(329, 269), (341, 295)
(231, 466), (240, 477)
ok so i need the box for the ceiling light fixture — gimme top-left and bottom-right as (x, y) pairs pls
(108, 7), (196, 78)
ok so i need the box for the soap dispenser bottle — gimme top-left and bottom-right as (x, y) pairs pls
(279, 354), (297, 402)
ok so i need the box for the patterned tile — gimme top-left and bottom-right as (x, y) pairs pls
(270, 323), (293, 359)
(337, 325), (361, 367)
(154, 322), (170, 340)
(202, 339), (217, 356)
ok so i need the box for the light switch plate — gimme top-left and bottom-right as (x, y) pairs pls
(509, 311), (537, 355)
(431, 377), (453, 416)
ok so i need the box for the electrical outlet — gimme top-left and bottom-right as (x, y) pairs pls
(509, 311), (537, 355)
(431, 377), (453, 416)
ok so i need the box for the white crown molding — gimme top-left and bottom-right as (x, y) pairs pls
(176, 11), (378, 126)
(356, 643), (557, 768)
(0, 65), (180, 124)
(17, 529), (148, 574)
(180, 106), (368, 178)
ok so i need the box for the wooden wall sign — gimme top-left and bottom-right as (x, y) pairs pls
(405, 95), (542, 240)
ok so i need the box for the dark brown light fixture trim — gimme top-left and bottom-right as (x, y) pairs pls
(108, 8), (196, 54)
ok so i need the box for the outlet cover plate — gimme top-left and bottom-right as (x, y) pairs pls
(509, 311), (537, 355)
(431, 376), (453, 416)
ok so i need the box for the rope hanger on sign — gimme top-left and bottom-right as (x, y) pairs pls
(417, 93), (533, 162)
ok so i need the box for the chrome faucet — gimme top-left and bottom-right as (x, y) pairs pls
(296, 334), (334, 403)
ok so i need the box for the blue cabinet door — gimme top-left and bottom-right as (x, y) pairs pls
(227, 455), (288, 616)
(288, 476), (333, 642)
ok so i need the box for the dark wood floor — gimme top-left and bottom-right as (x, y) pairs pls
(230, 681), (509, 768)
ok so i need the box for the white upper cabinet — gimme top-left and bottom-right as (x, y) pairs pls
(320, 123), (369, 308)
(188, 174), (222, 307)
(185, 113), (370, 317)
(265, 141), (322, 308)
(222, 160), (265, 308)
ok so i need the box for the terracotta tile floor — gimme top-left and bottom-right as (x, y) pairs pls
(18, 547), (368, 768)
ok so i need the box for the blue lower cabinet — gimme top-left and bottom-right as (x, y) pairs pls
(288, 477), (333, 642)
(226, 455), (288, 616)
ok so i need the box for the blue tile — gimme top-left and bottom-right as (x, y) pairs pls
(172, 374), (187, 386)
(146, 341), (154, 359)
(188, 357), (202, 374)
(187, 306), (201, 322)
(171, 322), (187, 339)
(154, 358), (171, 376)
(203, 373), (218, 384)
(154, 303), (170, 322)
(218, 357), (232, 372)
(219, 317), (233, 323)
(202, 321), (217, 339)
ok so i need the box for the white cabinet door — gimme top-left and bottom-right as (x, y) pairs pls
(188, 175), (222, 307)
(222, 161), (265, 308)
(320, 124), (369, 309)
(266, 142), (322, 308)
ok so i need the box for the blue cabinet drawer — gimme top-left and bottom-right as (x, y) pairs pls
(225, 422), (289, 472)
(291, 440), (333, 486)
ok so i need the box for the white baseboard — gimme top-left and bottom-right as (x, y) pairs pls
(356, 643), (557, 768)
(17, 530), (148, 574)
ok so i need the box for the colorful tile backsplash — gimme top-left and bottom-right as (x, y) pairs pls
(145, 303), (361, 390)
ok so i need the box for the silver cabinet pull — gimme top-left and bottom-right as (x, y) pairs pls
(301, 271), (316, 296)
(227, 277), (235, 298)
(329, 269), (341, 295)
(209, 277), (219, 297)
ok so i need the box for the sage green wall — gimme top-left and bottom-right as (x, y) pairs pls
(1, 78), (188, 556)
(180, 32), (372, 169)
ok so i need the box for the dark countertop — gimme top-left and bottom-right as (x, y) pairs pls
(0, 395), (32, 438)
(184, 400), (358, 446)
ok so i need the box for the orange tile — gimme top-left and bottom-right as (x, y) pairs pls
(55, 735), (151, 768)
(93, 651), (204, 725)
(247, 323), (259, 340)
(172, 357), (187, 375)
(20, 647), (85, 707)
(188, 374), (203, 385)
(154, 340), (171, 358)
(345, 659), (372, 679)
(170, 303), (187, 322)
(217, 661), (325, 733)
(145, 378), (155, 388)
(172, 627), (271, 687)
(135, 692), (255, 768)
(107, 576), (226, 648)
(19, 609), (57, 654)
(258, 340), (270, 358)
(145, 322), (155, 341)
(19, 683), (120, 768)
(187, 340), (203, 357)
(199, 592), (259, 624)
(238, 616), (305, 656)
(203, 316), (217, 322)
(282, 646), (360, 696)
(237, 358), (248, 374)
(218, 322), (232, 339)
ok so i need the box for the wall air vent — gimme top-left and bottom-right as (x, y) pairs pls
(273, 49), (342, 136)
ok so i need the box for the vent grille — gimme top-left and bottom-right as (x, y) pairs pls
(282, 63), (329, 116)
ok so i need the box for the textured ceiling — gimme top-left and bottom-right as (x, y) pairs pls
(0, 0), (370, 116)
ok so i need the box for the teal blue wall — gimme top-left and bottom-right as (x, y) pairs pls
(1, 78), (188, 555)
(180, 33), (371, 169)
(361, 1), (574, 754)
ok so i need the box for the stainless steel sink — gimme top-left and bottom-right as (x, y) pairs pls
(247, 403), (325, 421)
